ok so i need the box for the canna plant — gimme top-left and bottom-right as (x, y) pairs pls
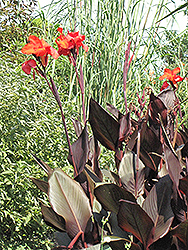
(20, 20), (188, 250)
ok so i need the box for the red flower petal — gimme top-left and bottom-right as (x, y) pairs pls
(21, 35), (58, 60)
(56, 28), (88, 57)
(160, 81), (169, 91)
(22, 59), (37, 75)
(57, 27), (63, 34)
(172, 67), (180, 75)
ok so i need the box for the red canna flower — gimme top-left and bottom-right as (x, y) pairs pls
(22, 59), (37, 74)
(21, 35), (59, 66)
(159, 67), (183, 90)
(55, 28), (88, 56)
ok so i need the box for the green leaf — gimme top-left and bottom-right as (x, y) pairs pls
(156, 3), (188, 23)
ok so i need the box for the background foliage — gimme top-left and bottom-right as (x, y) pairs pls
(0, 0), (187, 249)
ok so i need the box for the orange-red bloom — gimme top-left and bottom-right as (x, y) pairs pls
(21, 35), (59, 66)
(22, 59), (37, 74)
(159, 67), (183, 84)
(159, 67), (183, 91)
(55, 28), (88, 56)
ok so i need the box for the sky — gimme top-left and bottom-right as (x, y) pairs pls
(37, 0), (187, 33)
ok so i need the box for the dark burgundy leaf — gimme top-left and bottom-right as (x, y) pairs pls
(107, 212), (130, 239)
(102, 169), (120, 185)
(127, 127), (138, 151)
(94, 183), (136, 214)
(48, 169), (92, 240)
(41, 203), (66, 232)
(159, 114), (178, 157)
(158, 88), (176, 111)
(106, 103), (124, 120)
(32, 154), (53, 175)
(68, 125), (89, 176)
(139, 147), (156, 171)
(182, 142), (188, 158)
(163, 143), (182, 196)
(119, 112), (131, 142)
(179, 127), (188, 143)
(149, 232), (173, 250)
(143, 175), (174, 242)
(149, 92), (167, 127)
(133, 121), (162, 170)
(118, 151), (145, 197)
(31, 177), (48, 194)
(179, 174), (188, 196)
(84, 217), (100, 245)
(89, 98), (120, 151)
(53, 231), (77, 250)
(88, 137), (103, 181)
(84, 165), (102, 183)
(171, 220), (188, 247)
(117, 200), (154, 249)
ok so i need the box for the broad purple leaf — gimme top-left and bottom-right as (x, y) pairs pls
(171, 220), (188, 247)
(179, 174), (188, 196)
(157, 88), (176, 111)
(94, 183), (136, 214)
(31, 177), (48, 194)
(88, 137), (103, 181)
(68, 125), (89, 176)
(102, 169), (120, 185)
(41, 203), (66, 232)
(89, 98), (120, 151)
(159, 114), (178, 158)
(142, 175), (174, 242)
(163, 143), (182, 196)
(106, 103), (124, 120)
(117, 200), (154, 248)
(118, 151), (145, 198)
(119, 112), (131, 142)
(158, 89), (177, 141)
(84, 165), (102, 183)
(48, 168), (92, 239)
(127, 127), (138, 151)
(182, 142), (188, 158)
(149, 92), (167, 127)
(133, 122), (162, 170)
